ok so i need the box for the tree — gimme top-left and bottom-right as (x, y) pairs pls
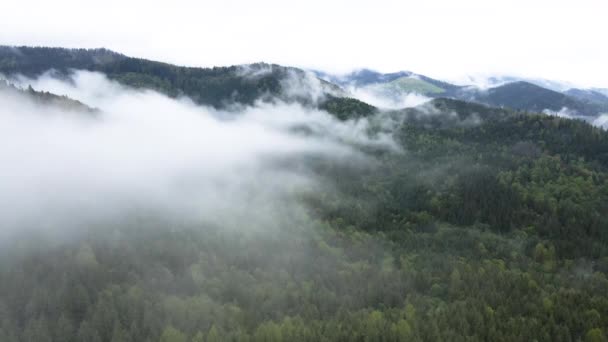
(191, 331), (205, 342)
(254, 321), (282, 342)
(206, 325), (221, 342)
(392, 319), (413, 340)
(23, 318), (51, 342)
(77, 322), (102, 342)
(55, 315), (75, 342)
(585, 328), (607, 342)
(159, 326), (187, 342)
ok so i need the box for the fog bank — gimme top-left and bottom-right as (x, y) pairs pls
(0, 71), (393, 238)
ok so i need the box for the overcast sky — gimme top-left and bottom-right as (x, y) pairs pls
(1, 0), (606, 87)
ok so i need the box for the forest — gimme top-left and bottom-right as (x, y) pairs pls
(0, 47), (608, 341)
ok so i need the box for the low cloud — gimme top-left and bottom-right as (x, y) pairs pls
(0, 71), (393, 239)
(543, 107), (607, 129)
(346, 85), (431, 110)
(542, 107), (578, 119)
(593, 114), (608, 129)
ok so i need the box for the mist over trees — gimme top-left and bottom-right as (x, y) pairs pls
(0, 47), (608, 341)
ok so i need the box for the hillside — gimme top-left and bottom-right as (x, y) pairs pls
(565, 88), (608, 106)
(319, 66), (608, 117)
(0, 46), (125, 75)
(314, 68), (414, 87)
(1, 46), (608, 341)
(0, 46), (352, 115)
(317, 68), (461, 93)
(473, 81), (607, 116)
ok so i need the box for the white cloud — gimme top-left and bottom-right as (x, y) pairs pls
(0, 71), (394, 238)
(593, 114), (608, 129)
(543, 107), (608, 129)
(347, 85), (431, 110)
(1, 0), (607, 88)
(542, 107), (578, 119)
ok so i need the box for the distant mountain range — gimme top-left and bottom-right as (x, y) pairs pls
(444, 81), (608, 116)
(314, 68), (460, 93)
(315, 68), (608, 118)
(1, 46), (607, 123)
(0, 46), (374, 120)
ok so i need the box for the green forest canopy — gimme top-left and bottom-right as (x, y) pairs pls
(0, 47), (608, 342)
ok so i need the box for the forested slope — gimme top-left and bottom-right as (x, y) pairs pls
(0, 46), (368, 118)
(1, 47), (608, 342)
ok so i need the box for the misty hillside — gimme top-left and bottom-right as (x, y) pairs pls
(466, 81), (608, 116)
(1, 46), (608, 342)
(566, 88), (608, 106)
(316, 68), (459, 91)
(4, 46), (605, 119)
(0, 46), (372, 119)
(0, 46), (125, 75)
(321, 67), (608, 117)
(314, 68), (412, 87)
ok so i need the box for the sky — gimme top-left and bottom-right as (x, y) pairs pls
(1, 0), (607, 88)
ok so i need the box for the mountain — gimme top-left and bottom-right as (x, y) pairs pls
(592, 88), (608, 97)
(315, 68), (461, 94)
(456, 81), (608, 116)
(314, 68), (414, 87)
(565, 88), (608, 106)
(7, 47), (602, 119)
(400, 97), (512, 123)
(2, 45), (608, 342)
(0, 46), (373, 119)
(377, 76), (446, 95)
(0, 46), (294, 106)
(318, 67), (608, 117)
(460, 74), (578, 92)
(0, 46), (125, 76)
(397, 97), (608, 165)
(455, 75), (608, 114)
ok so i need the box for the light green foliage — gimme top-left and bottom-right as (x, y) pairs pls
(206, 325), (221, 342)
(191, 332), (204, 342)
(159, 326), (187, 342)
(586, 328), (607, 342)
(385, 76), (445, 94)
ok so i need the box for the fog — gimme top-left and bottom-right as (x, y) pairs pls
(347, 85), (431, 110)
(594, 114), (608, 129)
(0, 71), (393, 239)
(543, 107), (608, 130)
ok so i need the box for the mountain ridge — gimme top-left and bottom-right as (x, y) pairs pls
(2, 46), (607, 121)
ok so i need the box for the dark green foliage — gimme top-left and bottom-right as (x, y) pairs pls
(2, 221), (607, 341)
(0, 46), (123, 76)
(0, 46), (377, 119)
(318, 95), (377, 120)
(0, 47), (342, 112)
(97, 59), (287, 107)
(315, 99), (608, 258)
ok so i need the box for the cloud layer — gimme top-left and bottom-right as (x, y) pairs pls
(0, 71), (392, 238)
(3, 1), (607, 87)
